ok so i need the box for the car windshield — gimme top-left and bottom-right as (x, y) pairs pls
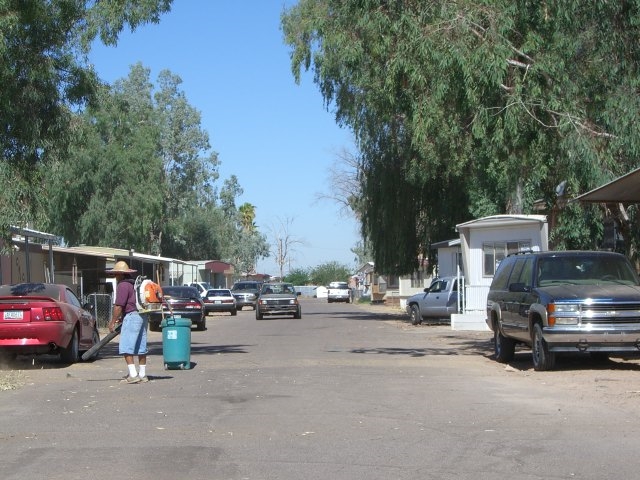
(537, 255), (640, 286)
(261, 284), (295, 294)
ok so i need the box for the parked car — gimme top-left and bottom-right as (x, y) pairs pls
(405, 276), (462, 325)
(256, 282), (302, 319)
(486, 250), (640, 371)
(231, 281), (262, 310)
(0, 283), (100, 363)
(203, 288), (237, 316)
(149, 286), (206, 332)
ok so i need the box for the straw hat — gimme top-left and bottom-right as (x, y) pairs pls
(106, 260), (137, 275)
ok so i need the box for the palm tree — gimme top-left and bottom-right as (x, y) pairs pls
(238, 203), (256, 233)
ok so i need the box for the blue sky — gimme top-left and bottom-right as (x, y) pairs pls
(88, 1), (360, 276)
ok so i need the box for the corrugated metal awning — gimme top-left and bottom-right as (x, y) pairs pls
(574, 167), (640, 204)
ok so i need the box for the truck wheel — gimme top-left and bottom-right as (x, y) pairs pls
(410, 305), (422, 325)
(256, 310), (263, 320)
(532, 323), (555, 371)
(494, 327), (515, 363)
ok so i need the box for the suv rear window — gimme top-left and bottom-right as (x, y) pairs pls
(232, 282), (260, 291)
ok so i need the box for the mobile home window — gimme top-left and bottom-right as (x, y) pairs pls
(483, 241), (531, 276)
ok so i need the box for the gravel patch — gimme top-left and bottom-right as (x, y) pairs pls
(0, 370), (25, 391)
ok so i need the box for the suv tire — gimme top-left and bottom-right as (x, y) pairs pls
(494, 326), (516, 363)
(532, 323), (555, 371)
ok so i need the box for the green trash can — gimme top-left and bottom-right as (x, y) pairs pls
(160, 316), (192, 370)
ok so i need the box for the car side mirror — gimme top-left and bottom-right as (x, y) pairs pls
(508, 282), (530, 293)
(83, 303), (94, 312)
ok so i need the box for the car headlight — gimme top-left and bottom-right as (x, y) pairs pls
(547, 303), (579, 326)
(550, 304), (580, 313)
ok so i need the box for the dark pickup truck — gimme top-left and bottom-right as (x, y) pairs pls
(256, 282), (302, 320)
(486, 250), (640, 371)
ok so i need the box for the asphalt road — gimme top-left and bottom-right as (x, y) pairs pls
(2, 298), (640, 480)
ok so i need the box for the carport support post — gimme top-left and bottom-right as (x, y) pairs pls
(25, 235), (30, 282)
(48, 239), (54, 283)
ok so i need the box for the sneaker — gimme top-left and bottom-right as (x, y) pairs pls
(120, 375), (141, 384)
(138, 376), (149, 383)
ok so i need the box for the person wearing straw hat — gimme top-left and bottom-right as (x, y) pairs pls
(107, 260), (149, 384)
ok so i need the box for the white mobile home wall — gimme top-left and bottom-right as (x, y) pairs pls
(453, 215), (548, 330)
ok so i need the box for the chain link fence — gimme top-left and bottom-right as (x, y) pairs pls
(85, 293), (113, 329)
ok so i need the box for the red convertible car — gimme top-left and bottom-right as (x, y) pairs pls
(0, 283), (100, 363)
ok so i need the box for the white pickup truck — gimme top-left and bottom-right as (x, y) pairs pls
(327, 281), (351, 303)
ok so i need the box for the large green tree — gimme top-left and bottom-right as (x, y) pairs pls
(285, 267), (311, 285)
(153, 67), (220, 256)
(282, 1), (640, 274)
(47, 64), (225, 258)
(47, 67), (163, 252)
(0, 0), (173, 234)
(310, 261), (352, 286)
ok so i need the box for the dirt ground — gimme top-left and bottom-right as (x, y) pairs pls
(360, 301), (640, 410)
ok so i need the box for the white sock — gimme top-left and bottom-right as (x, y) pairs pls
(128, 364), (137, 377)
(139, 365), (146, 378)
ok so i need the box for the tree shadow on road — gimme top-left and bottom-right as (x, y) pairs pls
(307, 308), (407, 322)
(349, 335), (494, 358)
(189, 343), (253, 355)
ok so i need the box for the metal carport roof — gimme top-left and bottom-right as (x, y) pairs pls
(574, 167), (640, 204)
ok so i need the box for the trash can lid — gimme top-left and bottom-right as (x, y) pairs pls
(160, 316), (192, 328)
